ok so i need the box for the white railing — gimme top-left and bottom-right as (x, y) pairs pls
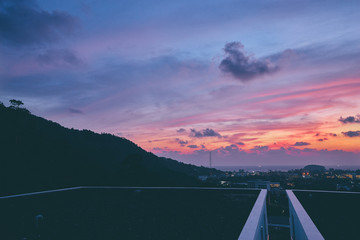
(1, 186), (265, 239)
(0, 186), (261, 199)
(238, 189), (268, 240)
(286, 190), (324, 240)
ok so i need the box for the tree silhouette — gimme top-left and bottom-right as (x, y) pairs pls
(9, 99), (24, 109)
(8, 99), (30, 114)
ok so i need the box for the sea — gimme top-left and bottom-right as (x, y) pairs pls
(214, 165), (360, 172)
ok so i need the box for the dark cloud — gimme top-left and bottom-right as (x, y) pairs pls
(224, 144), (239, 152)
(190, 129), (203, 138)
(303, 148), (316, 152)
(251, 146), (269, 152)
(152, 147), (181, 155)
(175, 138), (188, 146)
(342, 131), (360, 137)
(219, 41), (278, 81)
(152, 147), (163, 151)
(0, 0), (78, 47)
(339, 115), (360, 124)
(293, 141), (310, 146)
(187, 145), (198, 149)
(190, 128), (222, 138)
(176, 128), (186, 133)
(37, 49), (82, 66)
(316, 133), (337, 138)
(237, 142), (245, 145)
(68, 108), (83, 114)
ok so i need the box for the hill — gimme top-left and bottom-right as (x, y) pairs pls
(303, 165), (326, 172)
(0, 103), (221, 195)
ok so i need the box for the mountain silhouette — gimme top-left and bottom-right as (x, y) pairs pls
(0, 104), (220, 195)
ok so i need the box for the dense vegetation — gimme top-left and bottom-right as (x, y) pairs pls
(0, 103), (221, 195)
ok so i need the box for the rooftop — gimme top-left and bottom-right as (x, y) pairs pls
(0, 187), (260, 240)
(294, 190), (360, 240)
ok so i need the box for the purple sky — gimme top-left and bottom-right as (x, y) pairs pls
(1, 0), (360, 167)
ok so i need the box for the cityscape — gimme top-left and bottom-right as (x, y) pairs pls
(210, 164), (360, 192)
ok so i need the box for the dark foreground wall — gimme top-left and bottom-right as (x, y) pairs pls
(0, 188), (259, 240)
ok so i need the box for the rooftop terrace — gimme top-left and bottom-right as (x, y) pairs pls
(294, 190), (360, 240)
(0, 187), (260, 240)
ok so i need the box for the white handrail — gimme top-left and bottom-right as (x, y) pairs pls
(238, 189), (268, 240)
(286, 190), (324, 240)
(0, 186), (259, 199)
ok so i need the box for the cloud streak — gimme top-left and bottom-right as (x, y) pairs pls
(68, 108), (83, 114)
(37, 49), (82, 66)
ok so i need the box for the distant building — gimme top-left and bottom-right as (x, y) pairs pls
(343, 173), (353, 179)
(247, 181), (280, 191)
(303, 164), (326, 172)
(220, 181), (230, 186)
(270, 182), (280, 188)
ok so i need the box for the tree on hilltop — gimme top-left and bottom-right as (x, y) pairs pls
(9, 99), (24, 109)
(8, 99), (30, 114)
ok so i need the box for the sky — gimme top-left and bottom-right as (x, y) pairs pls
(1, 0), (360, 167)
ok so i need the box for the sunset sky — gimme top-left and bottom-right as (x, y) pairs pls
(1, 0), (359, 167)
